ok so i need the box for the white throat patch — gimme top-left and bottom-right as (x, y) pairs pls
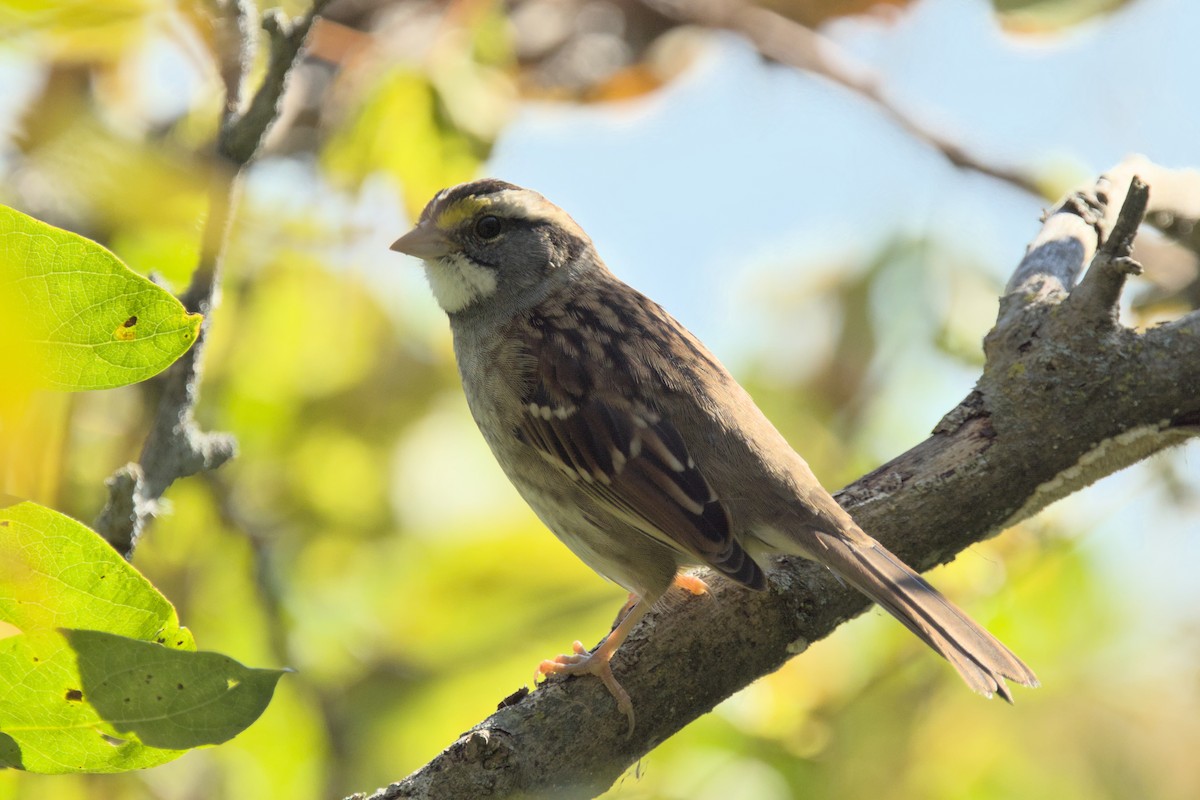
(423, 253), (498, 313)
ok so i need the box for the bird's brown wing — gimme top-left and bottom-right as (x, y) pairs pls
(512, 303), (765, 590)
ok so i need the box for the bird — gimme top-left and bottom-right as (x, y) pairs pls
(390, 178), (1037, 730)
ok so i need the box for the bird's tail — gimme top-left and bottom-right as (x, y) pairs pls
(806, 527), (1038, 700)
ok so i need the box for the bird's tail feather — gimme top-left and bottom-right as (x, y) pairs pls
(807, 528), (1038, 700)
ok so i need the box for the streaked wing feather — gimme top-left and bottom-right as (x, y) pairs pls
(517, 395), (764, 590)
(509, 291), (765, 590)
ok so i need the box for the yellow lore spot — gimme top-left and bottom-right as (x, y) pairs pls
(435, 197), (490, 230)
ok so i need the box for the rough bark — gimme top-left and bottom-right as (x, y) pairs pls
(350, 161), (1200, 799)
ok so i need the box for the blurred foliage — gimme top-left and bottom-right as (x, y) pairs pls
(0, 0), (156, 62)
(0, 0), (1195, 798)
(991, 0), (1134, 31)
(321, 3), (512, 217)
(322, 66), (492, 219)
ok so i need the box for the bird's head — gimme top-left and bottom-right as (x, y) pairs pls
(391, 179), (595, 316)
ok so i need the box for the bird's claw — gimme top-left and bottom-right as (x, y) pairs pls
(534, 641), (636, 735)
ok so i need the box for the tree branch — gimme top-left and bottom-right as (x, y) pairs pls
(94, 0), (329, 558)
(350, 163), (1200, 799)
(644, 0), (1044, 198)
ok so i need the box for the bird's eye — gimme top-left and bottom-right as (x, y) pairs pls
(474, 215), (502, 240)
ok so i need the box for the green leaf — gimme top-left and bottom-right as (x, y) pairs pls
(0, 500), (194, 650)
(0, 501), (290, 773)
(0, 204), (202, 391)
(0, 629), (286, 774)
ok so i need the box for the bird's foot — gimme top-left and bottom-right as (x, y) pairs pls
(537, 641), (635, 733)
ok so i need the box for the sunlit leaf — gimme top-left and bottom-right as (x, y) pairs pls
(0, 628), (285, 774)
(0, 500), (194, 650)
(0, 204), (202, 391)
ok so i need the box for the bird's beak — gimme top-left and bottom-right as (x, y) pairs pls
(390, 223), (453, 260)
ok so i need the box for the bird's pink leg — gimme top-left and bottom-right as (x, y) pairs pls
(535, 575), (709, 732)
(536, 598), (653, 733)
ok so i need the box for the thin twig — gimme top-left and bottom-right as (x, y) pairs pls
(95, 0), (328, 557)
(1064, 176), (1148, 325)
(644, 0), (1044, 198)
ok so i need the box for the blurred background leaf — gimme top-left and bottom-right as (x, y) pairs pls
(990, 0), (1133, 32)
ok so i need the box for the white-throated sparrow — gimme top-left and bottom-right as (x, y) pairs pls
(391, 179), (1036, 729)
